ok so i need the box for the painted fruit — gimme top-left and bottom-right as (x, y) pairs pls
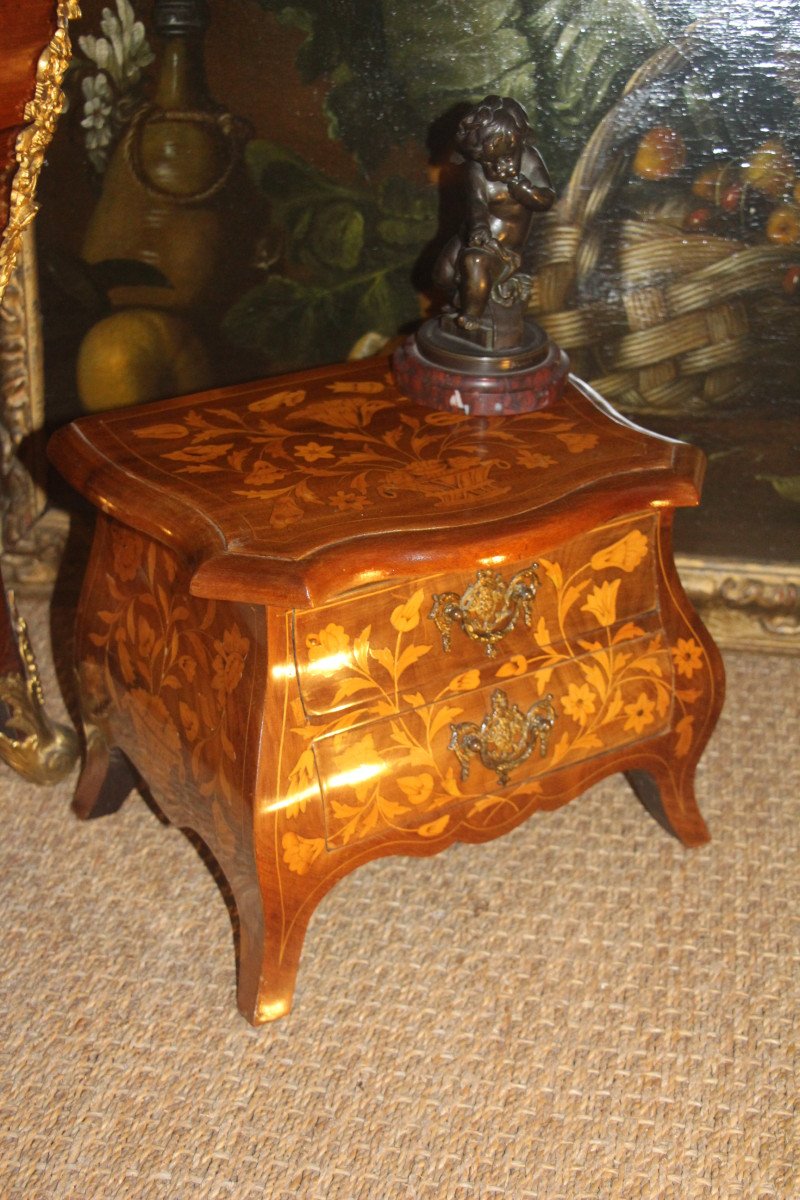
(77, 308), (213, 412)
(719, 182), (743, 213)
(633, 127), (687, 180)
(766, 205), (800, 246)
(683, 207), (714, 232)
(782, 265), (800, 296)
(692, 164), (726, 202)
(744, 140), (795, 199)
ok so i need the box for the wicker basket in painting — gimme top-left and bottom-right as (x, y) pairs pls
(529, 30), (800, 415)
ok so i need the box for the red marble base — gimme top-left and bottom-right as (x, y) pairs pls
(392, 335), (570, 415)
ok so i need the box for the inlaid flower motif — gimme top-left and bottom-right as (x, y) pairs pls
(330, 490), (367, 511)
(179, 700), (200, 742)
(211, 625), (250, 695)
(306, 623), (350, 664)
(112, 528), (144, 582)
(390, 589), (425, 633)
(286, 749), (317, 818)
(560, 682), (597, 727)
(132, 422), (189, 441)
(294, 441), (335, 463)
(282, 832), (325, 876)
(248, 388), (306, 413)
(397, 773), (434, 806)
(581, 578), (621, 627)
(496, 654), (528, 678)
(557, 432), (599, 453)
(177, 655), (197, 682)
(590, 529), (649, 573)
(125, 689), (181, 759)
(244, 459), (286, 487)
(327, 380), (385, 394)
(164, 442), (233, 465)
(417, 815), (451, 838)
(675, 715), (695, 757)
(671, 637), (703, 679)
(623, 691), (656, 734)
(332, 734), (385, 802)
(447, 669), (480, 693)
(137, 616), (156, 659)
(516, 449), (556, 470)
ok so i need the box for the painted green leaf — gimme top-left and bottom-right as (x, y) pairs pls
(222, 276), (328, 371)
(376, 177), (438, 246)
(382, 0), (535, 122)
(222, 264), (417, 373)
(524, 0), (664, 129)
(307, 201), (365, 271)
(244, 141), (357, 221)
(378, 177), (436, 223)
(353, 265), (419, 339)
(260, 0), (535, 167)
(323, 72), (416, 168)
(758, 475), (800, 504)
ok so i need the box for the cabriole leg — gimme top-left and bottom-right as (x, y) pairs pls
(234, 868), (314, 1025)
(73, 723), (140, 820)
(627, 766), (710, 848)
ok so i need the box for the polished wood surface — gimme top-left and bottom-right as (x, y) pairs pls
(50, 357), (725, 1024)
(48, 360), (704, 606)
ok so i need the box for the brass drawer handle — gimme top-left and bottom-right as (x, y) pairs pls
(429, 564), (541, 657)
(449, 689), (556, 786)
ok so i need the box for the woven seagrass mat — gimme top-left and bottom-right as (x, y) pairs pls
(0, 587), (797, 1200)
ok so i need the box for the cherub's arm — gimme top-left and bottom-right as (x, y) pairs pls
(506, 146), (555, 212)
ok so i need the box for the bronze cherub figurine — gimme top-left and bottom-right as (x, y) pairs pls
(394, 95), (569, 415)
(434, 95), (555, 350)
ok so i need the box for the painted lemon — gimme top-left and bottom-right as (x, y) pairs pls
(77, 308), (213, 412)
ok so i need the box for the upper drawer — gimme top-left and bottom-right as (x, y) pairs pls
(294, 513), (659, 721)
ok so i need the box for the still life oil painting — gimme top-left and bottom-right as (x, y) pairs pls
(32, 0), (799, 602)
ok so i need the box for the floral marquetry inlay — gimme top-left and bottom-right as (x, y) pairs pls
(79, 518), (255, 846)
(67, 362), (681, 575)
(282, 514), (713, 861)
(294, 515), (659, 720)
(124, 381), (599, 524)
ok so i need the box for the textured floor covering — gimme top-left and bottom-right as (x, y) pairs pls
(0, 590), (797, 1200)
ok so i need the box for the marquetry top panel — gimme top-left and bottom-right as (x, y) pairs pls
(48, 357), (704, 607)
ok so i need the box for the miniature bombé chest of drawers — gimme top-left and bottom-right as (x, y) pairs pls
(48, 356), (724, 1024)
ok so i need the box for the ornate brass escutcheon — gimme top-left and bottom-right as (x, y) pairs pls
(429, 563), (541, 656)
(449, 688), (556, 786)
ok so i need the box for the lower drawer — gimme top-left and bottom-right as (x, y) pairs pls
(312, 633), (673, 850)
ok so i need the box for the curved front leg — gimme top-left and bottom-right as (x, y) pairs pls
(626, 765), (710, 847)
(234, 849), (316, 1025)
(617, 511), (725, 847)
(73, 722), (141, 820)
